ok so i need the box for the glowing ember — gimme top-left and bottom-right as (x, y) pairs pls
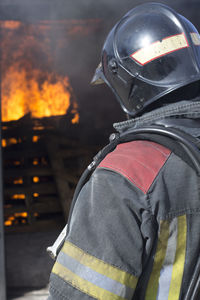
(13, 178), (23, 184)
(2, 138), (18, 147)
(33, 177), (39, 183)
(4, 211), (28, 226)
(33, 193), (39, 198)
(11, 194), (25, 200)
(2, 139), (6, 147)
(32, 136), (39, 143)
(33, 159), (39, 165)
(16, 212), (28, 218)
(13, 161), (21, 166)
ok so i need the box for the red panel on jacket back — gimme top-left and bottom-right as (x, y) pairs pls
(98, 140), (171, 194)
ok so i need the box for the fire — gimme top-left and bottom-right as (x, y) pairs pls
(13, 178), (23, 184)
(2, 139), (6, 148)
(33, 177), (39, 183)
(33, 158), (39, 165)
(1, 20), (21, 30)
(1, 20), (87, 123)
(11, 194), (25, 200)
(32, 136), (39, 143)
(2, 66), (78, 122)
(4, 211), (28, 226)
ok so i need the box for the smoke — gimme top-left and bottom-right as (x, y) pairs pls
(0, 0), (198, 21)
(1, 0), (200, 142)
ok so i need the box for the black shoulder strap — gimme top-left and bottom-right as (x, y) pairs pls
(92, 125), (200, 175)
(120, 127), (200, 173)
(65, 125), (200, 300)
(67, 125), (200, 234)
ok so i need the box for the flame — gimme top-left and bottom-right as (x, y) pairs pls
(2, 67), (77, 121)
(71, 102), (80, 124)
(13, 178), (23, 184)
(33, 193), (39, 197)
(2, 138), (18, 147)
(32, 136), (39, 143)
(33, 176), (39, 183)
(1, 20), (84, 122)
(33, 158), (39, 165)
(16, 212), (28, 218)
(12, 194), (25, 200)
(1, 20), (21, 30)
(5, 211), (28, 226)
(2, 139), (6, 147)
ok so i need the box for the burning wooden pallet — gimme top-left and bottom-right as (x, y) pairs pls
(2, 114), (97, 233)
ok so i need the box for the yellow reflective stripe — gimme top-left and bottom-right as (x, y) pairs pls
(145, 220), (170, 300)
(168, 215), (187, 299)
(53, 261), (127, 300)
(62, 241), (138, 290)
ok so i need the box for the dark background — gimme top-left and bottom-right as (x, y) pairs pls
(1, 0), (200, 143)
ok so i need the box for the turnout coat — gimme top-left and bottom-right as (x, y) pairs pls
(48, 100), (200, 300)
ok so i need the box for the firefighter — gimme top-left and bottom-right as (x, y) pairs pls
(47, 3), (200, 299)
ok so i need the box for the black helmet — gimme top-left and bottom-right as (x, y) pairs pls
(92, 2), (200, 116)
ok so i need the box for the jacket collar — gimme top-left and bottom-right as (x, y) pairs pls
(114, 99), (200, 137)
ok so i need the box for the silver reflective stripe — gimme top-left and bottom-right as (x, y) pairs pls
(156, 218), (178, 300)
(57, 251), (134, 299)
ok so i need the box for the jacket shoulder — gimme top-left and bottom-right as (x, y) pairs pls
(98, 140), (171, 194)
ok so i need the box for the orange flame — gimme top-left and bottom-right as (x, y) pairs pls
(11, 194), (25, 199)
(33, 193), (39, 198)
(1, 20), (21, 30)
(32, 136), (39, 143)
(33, 176), (39, 183)
(5, 211), (28, 226)
(2, 66), (78, 122)
(1, 20), (83, 123)
(13, 178), (23, 184)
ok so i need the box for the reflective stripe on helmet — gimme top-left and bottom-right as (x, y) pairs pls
(145, 215), (187, 300)
(191, 32), (200, 46)
(130, 33), (189, 65)
(52, 241), (138, 300)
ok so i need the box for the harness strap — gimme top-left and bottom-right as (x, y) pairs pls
(66, 125), (200, 300)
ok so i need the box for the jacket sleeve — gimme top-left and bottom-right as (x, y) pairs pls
(48, 166), (156, 300)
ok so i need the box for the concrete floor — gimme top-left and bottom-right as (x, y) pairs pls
(6, 231), (58, 288)
(8, 287), (49, 300)
(6, 230), (60, 300)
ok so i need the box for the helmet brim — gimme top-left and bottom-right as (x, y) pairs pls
(90, 62), (105, 85)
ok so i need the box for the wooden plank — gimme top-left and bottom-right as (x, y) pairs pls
(5, 218), (64, 234)
(4, 168), (78, 184)
(4, 205), (27, 214)
(4, 182), (57, 195)
(2, 128), (57, 139)
(2, 116), (91, 232)
(4, 200), (61, 215)
(3, 146), (47, 160)
(4, 167), (53, 177)
(55, 148), (94, 158)
(46, 137), (73, 220)
(33, 201), (62, 213)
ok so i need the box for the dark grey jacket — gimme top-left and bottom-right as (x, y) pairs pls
(48, 100), (200, 300)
